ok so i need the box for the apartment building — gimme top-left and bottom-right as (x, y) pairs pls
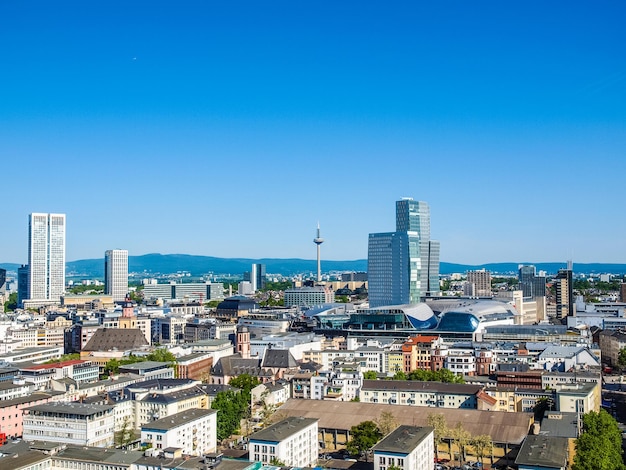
(360, 380), (482, 409)
(249, 417), (319, 467)
(373, 425), (435, 470)
(141, 408), (217, 455)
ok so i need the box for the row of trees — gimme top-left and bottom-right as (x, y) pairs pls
(363, 368), (465, 383)
(427, 413), (493, 466)
(344, 412), (491, 466)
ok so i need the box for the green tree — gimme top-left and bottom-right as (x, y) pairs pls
(427, 413), (448, 462)
(4, 292), (18, 312)
(470, 434), (493, 467)
(573, 409), (626, 470)
(229, 374), (261, 394)
(392, 371), (407, 381)
(346, 420), (382, 461)
(104, 358), (122, 376)
(116, 416), (135, 448)
(618, 347), (626, 369)
(363, 370), (378, 380)
(376, 411), (398, 436)
(451, 422), (471, 465)
(146, 348), (177, 363)
(212, 390), (247, 440)
(44, 353), (80, 364)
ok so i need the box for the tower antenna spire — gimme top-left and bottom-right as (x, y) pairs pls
(313, 223), (324, 283)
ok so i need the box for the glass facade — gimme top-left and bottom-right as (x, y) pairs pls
(368, 199), (440, 308)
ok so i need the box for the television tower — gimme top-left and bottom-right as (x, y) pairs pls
(313, 223), (324, 283)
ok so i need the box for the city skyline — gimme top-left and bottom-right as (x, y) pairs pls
(2, 2), (625, 265)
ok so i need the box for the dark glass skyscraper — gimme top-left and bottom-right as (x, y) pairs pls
(518, 265), (546, 299)
(368, 198), (440, 308)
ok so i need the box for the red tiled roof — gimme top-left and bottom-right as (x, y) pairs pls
(22, 360), (86, 371)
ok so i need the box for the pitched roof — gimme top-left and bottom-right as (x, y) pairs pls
(361, 379), (482, 395)
(211, 354), (272, 379)
(262, 349), (298, 369)
(82, 328), (149, 352)
(278, 399), (532, 445)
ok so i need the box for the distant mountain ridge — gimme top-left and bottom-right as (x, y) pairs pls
(2, 254), (626, 278)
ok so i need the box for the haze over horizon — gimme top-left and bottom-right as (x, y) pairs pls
(2, 2), (625, 265)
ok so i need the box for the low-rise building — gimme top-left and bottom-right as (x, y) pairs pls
(119, 361), (174, 380)
(248, 417), (318, 467)
(0, 392), (54, 439)
(360, 380), (482, 409)
(141, 408), (217, 455)
(22, 402), (115, 447)
(373, 425), (435, 470)
(515, 435), (568, 470)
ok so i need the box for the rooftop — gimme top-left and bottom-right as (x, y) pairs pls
(361, 379), (482, 395)
(372, 425), (433, 454)
(142, 408), (216, 431)
(249, 417), (318, 442)
(119, 361), (171, 371)
(515, 435), (568, 468)
(278, 399), (532, 445)
(25, 402), (114, 416)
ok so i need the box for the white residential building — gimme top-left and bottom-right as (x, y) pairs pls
(249, 417), (318, 467)
(141, 408), (217, 455)
(105, 249), (129, 302)
(22, 402), (115, 447)
(360, 380), (481, 409)
(373, 425), (435, 470)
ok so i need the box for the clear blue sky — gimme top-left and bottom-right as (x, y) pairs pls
(1, 1), (625, 265)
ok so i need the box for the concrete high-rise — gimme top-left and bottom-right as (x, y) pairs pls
(27, 213), (66, 302)
(368, 198), (440, 308)
(555, 264), (574, 318)
(104, 249), (128, 302)
(467, 269), (492, 297)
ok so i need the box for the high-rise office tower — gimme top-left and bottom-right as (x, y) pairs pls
(27, 213), (66, 301)
(17, 265), (29, 307)
(104, 249), (129, 302)
(0, 268), (6, 296)
(250, 263), (266, 291)
(368, 198), (440, 308)
(518, 265), (546, 299)
(555, 264), (574, 318)
(467, 269), (492, 297)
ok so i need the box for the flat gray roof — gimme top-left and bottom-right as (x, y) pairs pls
(515, 435), (568, 468)
(26, 402), (114, 416)
(362, 379), (482, 395)
(373, 425), (433, 454)
(142, 408), (216, 431)
(119, 361), (171, 371)
(249, 417), (318, 442)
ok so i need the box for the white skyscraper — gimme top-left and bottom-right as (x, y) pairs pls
(105, 249), (129, 302)
(28, 213), (66, 301)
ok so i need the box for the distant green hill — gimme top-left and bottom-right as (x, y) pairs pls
(3, 255), (626, 278)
